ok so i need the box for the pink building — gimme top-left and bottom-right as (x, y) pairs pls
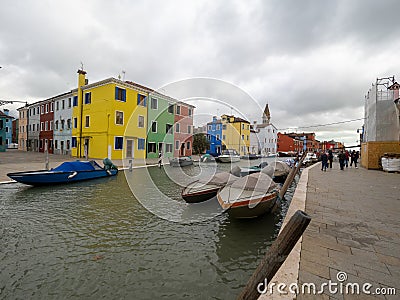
(174, 102), (195, 157)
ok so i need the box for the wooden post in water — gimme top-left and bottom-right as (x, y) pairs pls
(279, 152), (307, 199)
(237, 210), (311, 300)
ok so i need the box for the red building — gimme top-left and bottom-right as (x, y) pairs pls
(277, 132), (303, 153)
(39, 100), (54, 153)
(174, 102), (195, 157)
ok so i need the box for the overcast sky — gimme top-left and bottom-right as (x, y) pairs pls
(1, 0), (399, 146)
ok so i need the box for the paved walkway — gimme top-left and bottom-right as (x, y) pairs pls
(297, 163), (400, 299)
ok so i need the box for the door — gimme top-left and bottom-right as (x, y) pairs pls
(61, 141), (64, 155)
(180, 143), (185, 156)
(158, 142), (163, 156)
(84, 138), (89, 159)
(126, 139), (134, 159)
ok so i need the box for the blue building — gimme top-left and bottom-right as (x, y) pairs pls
(0, 110), (8, 152)
(3, 109), (14, 148)
(206, 116), (222, 156)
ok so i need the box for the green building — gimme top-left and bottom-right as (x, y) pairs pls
(146, 92), (175, 159)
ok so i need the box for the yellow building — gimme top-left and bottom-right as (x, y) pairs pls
(71, 70), (150, 160)
(221, 114), (250, 155)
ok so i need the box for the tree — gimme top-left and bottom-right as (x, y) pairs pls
(192, 133), (209, 155)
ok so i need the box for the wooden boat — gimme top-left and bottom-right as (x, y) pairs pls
(217, 149), (241, 163)
(238, 162), (269, 177)
(217, 172), (279, 218)
(272, 161), (291, 183)
(181, 172), (238, 203)
(169, 156), (193, 167)
(200, 153), (216, 163)
(7, 160), (118, 186)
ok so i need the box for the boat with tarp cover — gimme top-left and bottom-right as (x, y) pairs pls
(181, 171), (238, 203)
(217, 172), (280, 218)
(7, 160), (118, 186)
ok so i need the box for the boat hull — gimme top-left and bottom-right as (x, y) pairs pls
(7, 169), (118, 186)
(217, 156), (241, 163)
(182, 187), (220, 203)
(169, 157), (194, 167)
(218, 191), (278, 218)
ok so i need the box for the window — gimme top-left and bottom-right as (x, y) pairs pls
(85, 92), (91, 104)
(207, 134), (211, 141)
(138, 138), (145, 150)
(73, 118), (78, 129)
(62, 100), (65, 109)
(175, 123), (180, 133)
(73, 96), (78, 107)
(67, 119), (71, 129)
(148, 142), (156, 153)
(223, 135), (226, 140)
(166, 124), (173, 134)
(187, 125), (191, 134)
(68, 98), (72, 108)
(208, 125), (212, 131)
(138, 115), (144, 128)
(56, 101), (59, 111)
(116, 111), (124, 125)
(168, 104), (174, 114)
(61, 119), (65, 129)
(137, 94), (146, 106)
(72, 137), (77, 148)
(45, 121), (48, 131)
(166, 143), (173, 153)
(216, 134), (220, 141)
(45, 104), (49, 113)
(115, 87), (126, 102)
(175, 140), (180, 150)
(40, 122), (44, 131)
(50, 102), (54, 112)
(176, 105), (181, 115)
(41, 105), (44, 114)
(85, 116), (90, 127)
(151, 121), (157, 133)
(216, 124), (220, 130)
(242, 124), (244, 130)
(55, 140), (58, 149)
(114, 137), (123, 150)
(222, 125), (227, 130)
(186, 141), (191, 150)
(67, 140), (70, 150)
(188, 108), (192, 117)
(37, 107), (40, 114)
(50, 121), (53, 130)
(241, 135), (244, 140)
(151, 98), (158, 109)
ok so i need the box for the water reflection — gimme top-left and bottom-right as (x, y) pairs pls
(0, 160), (299, 300)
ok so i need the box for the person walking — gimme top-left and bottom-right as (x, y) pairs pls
(321, 151), (328, 171)
(328, 149), (333, 169)
(338, 150), (346, 170)
(350, 150), (356, 167)
(345, 150), (350, 168)
(354, 151), (359, 169)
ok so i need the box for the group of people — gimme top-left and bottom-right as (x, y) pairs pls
(320, 149), (359, 171)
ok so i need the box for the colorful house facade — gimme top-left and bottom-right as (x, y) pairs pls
(146, 92), (175, 159)
(174, 102), (194, 157)
(3, 109), (14, 148)
(39, 99), (54, 153)
(17, 106), (28, 151)
(206, 116), (222, 155)
(221, 114), (250, 155)
(27, 102), (41, 151)
(0, 110), (8, 152)
(53, 92), (73, 155)
(71, 70), (149, 160)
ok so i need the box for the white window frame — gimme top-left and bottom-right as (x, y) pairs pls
(115, 111), (124, 125)
(138, 115), (145, 128)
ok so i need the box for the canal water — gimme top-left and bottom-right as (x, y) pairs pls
(0, 158), (299, 299)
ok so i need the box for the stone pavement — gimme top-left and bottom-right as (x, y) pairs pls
(0, 150), (164, 182)
(297, 163), (400, 299)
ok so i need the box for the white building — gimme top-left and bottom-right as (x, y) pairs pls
(255, 104), (278, 156)
(249, 125), (259, 154)
(53, 92), (73, 155)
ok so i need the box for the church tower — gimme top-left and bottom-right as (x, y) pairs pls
(262, 103), (271, 124)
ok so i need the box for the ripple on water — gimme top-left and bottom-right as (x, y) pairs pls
(0, 162), (299, 299)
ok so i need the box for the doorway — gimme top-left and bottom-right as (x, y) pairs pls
(126, 139), (134, 159)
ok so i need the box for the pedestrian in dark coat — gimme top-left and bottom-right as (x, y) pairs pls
(328, 149), (333, 168)
(350, 150), (356, 167)
(345, 150), (350, 168)
(338, 150), (346, 170)
(321, 152), (328, 171)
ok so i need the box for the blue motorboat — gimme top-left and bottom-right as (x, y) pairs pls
(7, 160), (118, 186)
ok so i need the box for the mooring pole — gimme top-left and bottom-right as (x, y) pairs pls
(237, 210), (311, 300)
(279, 152), (307, 199)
